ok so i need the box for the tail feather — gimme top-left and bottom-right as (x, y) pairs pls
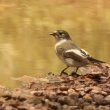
(88, 57), (105, 63)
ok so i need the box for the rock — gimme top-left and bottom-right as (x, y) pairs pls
(68, 88), (75, 94)
(62, 104), (68, 109)
(35, 103), (44, 109)
(5, 106), (13, 110)
(84, 87), (92, 93)
(78, 98), (85, 105)
(91, 86), (102, 94)
(98, 105), (110, 110)
(46, 92), (57, 101)
(79, 91), (85, 96)
(57, 96), (75, 106)
(8, 99), (20, 108)
(32, 98), (42, 105)
(100, 91), (108, 96)
(48, 101), (61, 110)
(0, 106), (4, 110)
(0, 100), (3, 106)
(60, 85), (69, 91)
(68, 106), (78, 110)
(68, 89), (79, 100)
(92, 94), (104, 104)
(0, 72), (110, 110)
(62, 91), (68, 95)
(17, 97), (27, 102)
(2, 94), (12, 100)
(56, 90), (68, 96)
(84, 105), (96, 110)
(17, 106), (27, 110)
(103, 95), (110, 105)
(83, 94), (92, 102)
(83, 102), (92, 106)
(45, 98), (49, 102)
(31, 91), (44, 96)
(76, 87), (85, 91)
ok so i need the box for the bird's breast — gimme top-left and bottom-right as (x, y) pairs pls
(55, 40), (67, 51)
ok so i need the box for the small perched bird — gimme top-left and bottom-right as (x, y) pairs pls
(50, 30), (105, 74)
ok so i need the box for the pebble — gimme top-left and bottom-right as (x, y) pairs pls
(45, 91), (57, 101)
(60, 85), (69, 91)
(84, 87), (92, 93)
(48, 101), (61, 110)
(79, 91), (85, 96)
(0, 70), (110, 110)
(2, 94), (12, 100)
(98, 105), (110, 110)
(83, 94), (92, 102)
(17, 106), (27, 110)
(56, 90), (68, 96)
(84, 105), (96, 110)
(31, 91), (44, 96)
(57, 96), (75, 106)
(100, 91), (108, 96)
(68, 106), (78, 110)
(92, 94), (104, 104)
(103, 95), (110, 105)
(91, 86), (102, 94)
(68, 89), (79, 100)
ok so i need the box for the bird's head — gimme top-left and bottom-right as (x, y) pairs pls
(49, 30), (71, 41)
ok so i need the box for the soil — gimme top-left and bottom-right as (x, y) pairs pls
(0, 64), (110, 110)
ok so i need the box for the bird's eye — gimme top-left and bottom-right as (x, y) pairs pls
(59, 33), (65, 36)
(59, 32), (62, 35)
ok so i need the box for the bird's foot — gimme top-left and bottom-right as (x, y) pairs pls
(60, 71), (68, 76)
(70, 72), (79, 77)
(60, 66), (69, 76)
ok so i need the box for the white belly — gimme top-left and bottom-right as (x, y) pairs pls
(64, 58), (74, 66)
(64, 58), (84, 67)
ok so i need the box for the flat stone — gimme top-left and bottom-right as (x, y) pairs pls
(68, 106), (78, 110)
(103, 95), (110, 105)
(60, 85), (69, 91)
(84, 87), (92, 93)
(91, 86), (102, 94)
(48, 101), (61, 110)
(92, 94), (104, 104)
(68, 89), (79, 100)
(79, 91), (85, 96)
(98, 105), (110, 110)
(84, 105), (96, 110)
(57, 96), (76, 106)
(83, 94), (92, 102)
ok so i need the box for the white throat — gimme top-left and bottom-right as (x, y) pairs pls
(55, 39), (67, 50)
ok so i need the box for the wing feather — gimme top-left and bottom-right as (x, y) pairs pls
(63, 49), (90, 64)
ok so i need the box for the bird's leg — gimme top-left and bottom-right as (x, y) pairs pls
(71, 67), (80, 77)
(60, 66), (69, 76)
(75, 67), (79, 73)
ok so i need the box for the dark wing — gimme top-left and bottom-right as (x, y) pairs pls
(87, 57), (105, 63)
(63, 49), (90, 64)
(81, 49), (105, 63)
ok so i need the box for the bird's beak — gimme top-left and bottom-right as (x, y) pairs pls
(49, 32), (56, 36)
(49, 33), (54, 35)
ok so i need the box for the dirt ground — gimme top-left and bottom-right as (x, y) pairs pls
(0, 64), (110, 110)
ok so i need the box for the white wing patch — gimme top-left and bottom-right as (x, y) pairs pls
(66, 49), (90, 58)
(80, 49), (90, 57)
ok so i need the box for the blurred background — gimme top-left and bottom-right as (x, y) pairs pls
(0, 0), (110, 87)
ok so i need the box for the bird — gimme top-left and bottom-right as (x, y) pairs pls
(49, 30), (105, 75)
